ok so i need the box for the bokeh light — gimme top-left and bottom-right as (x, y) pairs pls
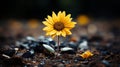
(77, 15), (90, 26)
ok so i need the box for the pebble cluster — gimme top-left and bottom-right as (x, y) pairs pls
(0, 35), (120, 67)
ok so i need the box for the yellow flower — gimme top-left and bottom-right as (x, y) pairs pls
(80, 50), (93, 59)
(43, 11), (76, 38)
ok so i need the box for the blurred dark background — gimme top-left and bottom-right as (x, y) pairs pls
(0, 0), (120, 39)
(0, 0), (120, 20)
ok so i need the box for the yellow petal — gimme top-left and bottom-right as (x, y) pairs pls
(56, 31), (62, 36)
(62, 11), (66, 17)
(65, 14), (71, 20)
(64, 28), (72, 35)
(72, 21), (77, 24)
(43, 27), (53, 31)
(65, 22), (76, 28)
(52, 11), (57, 17)
(61, 30), (66, 37)
(48, 30), (57, 35)
(52, 11), (59, 22)
(46, 15), (54, 25)
(59, 11), (66, 22)
(85, 50), (93, 56)
(46, 33), (49, 36)
(45, 19), (53, 25)
(43, 21), (52, 27)
(80, 53), (88, 58)
(51, 34), (56, 39)
(64, 14), (72, 23)
(80, 50), (93, 59)
(57, 11), (62, 20)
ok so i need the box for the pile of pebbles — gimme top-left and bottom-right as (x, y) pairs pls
(0, 35), (120, 67)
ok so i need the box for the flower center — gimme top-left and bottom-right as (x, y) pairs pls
(54, 22), (64, 31)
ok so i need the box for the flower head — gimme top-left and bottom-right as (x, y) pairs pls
(43, 11), (76, 38)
